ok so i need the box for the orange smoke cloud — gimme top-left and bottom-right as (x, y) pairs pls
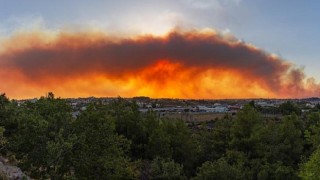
(0, 30), (319, 99)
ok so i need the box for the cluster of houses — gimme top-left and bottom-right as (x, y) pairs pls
(15, 96), (320, 119)
(137, 98), (320, 115)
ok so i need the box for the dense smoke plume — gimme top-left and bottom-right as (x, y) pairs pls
(0, 29), (319, 99)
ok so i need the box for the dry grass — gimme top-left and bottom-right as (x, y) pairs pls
(161, 112), (227, 122)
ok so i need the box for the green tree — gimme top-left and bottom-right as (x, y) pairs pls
(0, 94), (10, 152)
(195, 116), (233, 168)
(279, 101), (301, 116)
(0, 94), (9, 110)
(278, 114), (304, 167)
(162, 119), (197, 171)
(6, 94), (75, 179)
(299, 147), (320, 180)
(0, 93), (17, 139)
(192, 158), (242, 180)
(230, 104), (263, 157)
(109, 98), (150, 159)
(304, 112), (320, 149)
(148, 157), (186, 180)
(71, 103), (135, 179)
(0, 126), (6, 150)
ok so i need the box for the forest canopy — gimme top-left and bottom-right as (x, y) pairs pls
(0, 93), (319, 179)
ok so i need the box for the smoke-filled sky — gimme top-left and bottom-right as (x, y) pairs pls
(0, 0), (319, 99)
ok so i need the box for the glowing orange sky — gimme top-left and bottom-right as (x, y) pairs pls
(0, 30), (319, 99)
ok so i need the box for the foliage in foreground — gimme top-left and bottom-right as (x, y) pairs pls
(0, 93), (320, 179)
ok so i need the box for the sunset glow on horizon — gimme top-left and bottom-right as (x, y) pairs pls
(0, 29), (319, 99)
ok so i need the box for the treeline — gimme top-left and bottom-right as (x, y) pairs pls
(0, 93), (320, 179)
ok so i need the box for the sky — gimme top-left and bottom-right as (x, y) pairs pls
(0, 0), (319, 99)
